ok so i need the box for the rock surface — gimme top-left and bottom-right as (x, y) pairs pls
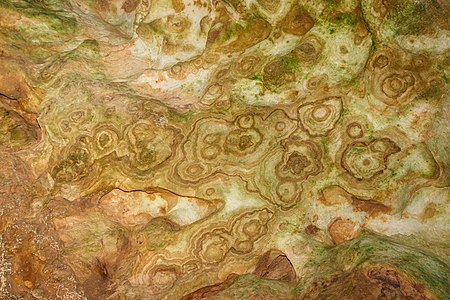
(0, 0), (449, 299)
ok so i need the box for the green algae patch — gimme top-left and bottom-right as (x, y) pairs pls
(68, 39), (101, 61)
(280, 54), (301, 73)
(1, 1), (77, 40)
(380, 0), (450, 40)
(250, 74), (263, 81)
(299, 231), (450, 299)
(167, 109), (196, 124)
(262, 54), (300, 88)
(333, 13), (358, 27)
(384, 0), (430, 36)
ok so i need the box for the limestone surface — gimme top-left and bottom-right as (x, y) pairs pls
(0, 0), (449, 299)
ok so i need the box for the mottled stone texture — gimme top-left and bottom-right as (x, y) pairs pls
(0, 0), (449, 299)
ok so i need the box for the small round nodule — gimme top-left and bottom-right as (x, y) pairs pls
(346, 122), (364, 139)
(311, 105), (332, 122)
(275, 121), (286, 131)
(237, 115), (255, 129)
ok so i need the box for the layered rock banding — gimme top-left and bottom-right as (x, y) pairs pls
(0, 0), (449, 299)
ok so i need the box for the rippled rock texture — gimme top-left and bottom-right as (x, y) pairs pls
(0, 0), (449, 299)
